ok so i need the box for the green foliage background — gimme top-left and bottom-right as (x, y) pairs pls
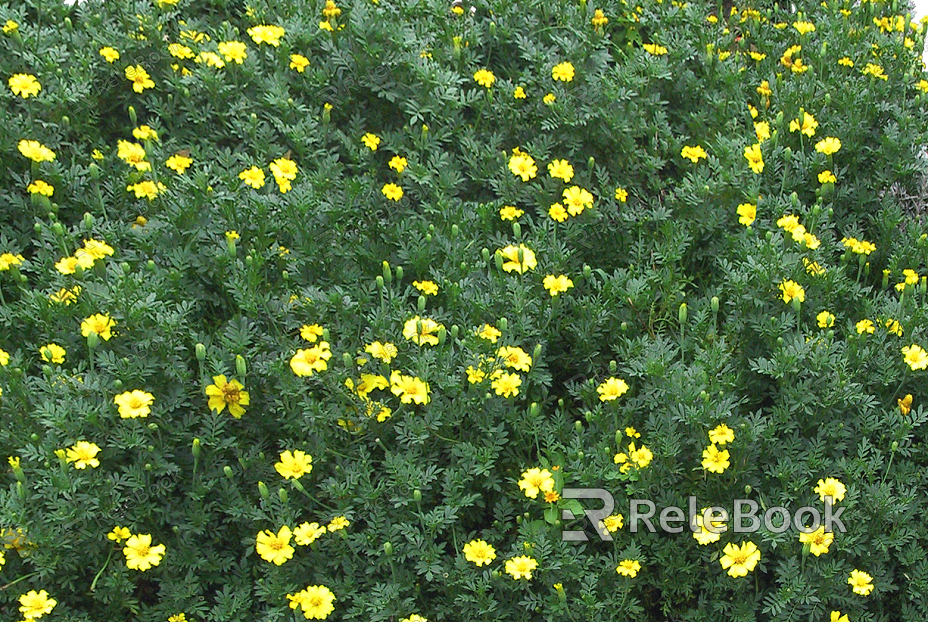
(1, 0), (928, 619)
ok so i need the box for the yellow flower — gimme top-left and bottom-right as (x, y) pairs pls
(792, 20), (815, 34)
(117, 140), (150, 170)
(814, 477), (846, 502)
(382, 183), (403, 201)
(816, 311), (835, 328)
(754, 121), (770, 143)
(680, 145), (707, 163)
(239, 166), (266, 189)
(27, 179), (54, 196)
(49, 286), (81, 305)
(708, 423), (734, 445)
(898, 394), (913, 415)
(18, 139), (55, 162)
(389, 370), (430, 404)
(275, 450), (313, 479)
(413, 280), (438, 296)
(597, 377), (629, 401)
(65, 441), (101, 469)
(81, 313), (116, 340)
(403, 316), (443, 346)
(815, 137), (842, 156)
(547, 159), (574, 182)
(300, 324), (324, 342)
(616, 559), (641, 577)
(123, 533), (166, 571)
(218, 40), (247, 64)
(798, 525), (834, 556)
(507, 152), (537, 181)
(389, 155), (408, 173)
(818, 170), (836, 184)
(463, 539), (496, 566)
(126, 181), (164, 200)
(18, 590), (57, 619)
(693, 510), (727, 544)
(518, 467), (554, 499)
(543, 93), (556, 104)
(830, 612), (850, 622)
(498, 244), (537, 274)
(505, 555), (538, 579)
(884, 319), (903, 336)
(601, 514), (624, 532)
(513, 86), (526, 99)
(551, 61), (575, 82)
(498, 346), (532, 371)
(743, 143), (764, 173)
(848, 569), (874, 596)
(361, 133), (381, 151)
(902, 344), (928, 370)
(736, 203), (756, 226)
(757, 80), (772, 97)
(642, 43), (668, 55)
(0, 253), (24, 272)
(615, 187), (628, 202)
(592, 9), (609, 27)
(543, 274), (573, 296)
(862, 62), (888, 80)
(9, 73), (41, 98)
(2, 19), (18, 34)
(255, 526), (294, 565)
(327, 516), (349, 532)
(473, 68), (496, 88)
(701, 444), (730, 473)
(365, 341), (397, 363)
(114, 390), (155, 419)
(108, 526), (131, 542)
(293, 521), (326, 545)
(319, 20), (334, 31)
(287, 585), (336, 620)
(322, 0), (342, 17)
(548, 203), (568, 222)
(40, 343), (66, 364)
(290, 342), (333, 377)
(125, 65), (154, 92)
(491, 371), (521, 397)
(856, 319), (875, 334)
(562, 186), (593, 216)
(789, 110), (818, 137)
(778, 280), (805, 304)
(166, 153), (193, 174)
(132, 125), (159, 142)
(168, 43), (194, 59)
(270, 157), (298, 191)
(476, 324), (501, 343)
(195, 51), (226, 69)
(719, 541), (761, 577)
(205, 375), (250, 418)
(290, 54), (310, 72)
(83, 240), (115, 260)
(499, 205), (523, 220)
(247, 24), (285, 46)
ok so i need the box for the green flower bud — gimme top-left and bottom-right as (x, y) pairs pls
(498, 317), (508, 331)
(482, 248), (491, 263)
(513, 222), (521, 238)
(236, 355), (247, 378)
(437, 325), (447, 345)
(258, 481), (269, 499)
(322, 328), (331, 342)
(413, 489), (422, 502)
(144, 463), (153, 471)
(418, 295), (426, 312)
(678, 302), (688, 325)
(620, 321), (627, 332)
(383, 541), (393, 555)
(450, 325), (459, 339)
(34, 222), (43, 234)
(382, 261), (392, 285)
(609, 360), (617, 373)
(489, 21), (497, 36)
(147, 260), (156, 271)
(711, 296), (719, 314)
(83, 212), (94, 230)
(529, 402), (540, 417)
(40, 364), (52, 376)
(494, 251), (504, 272)
(86, 331), (99, 350)
(574, 420), (583, 433)
(51, 222), (64, 236)
(128, 105), (137, 126)
(192, 437), (201, 459)
(245, 254), (253, 266)
(279, 488), (289, 504)
(224, 465), (234, 478)
(583, 264), (592, 279)
(744, 484), (752, 494)
(451, 224), (459, 237)
(282, 270), (289, 281)
(533, 344), (542, 361)
(376, 275), (384, 290)
(588, 156), (595, 169)
(342, 352), (352, 368)
(395, 266), (403, 282)
(194, 343), (206, 361)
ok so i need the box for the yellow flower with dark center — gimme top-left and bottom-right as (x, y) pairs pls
(27, 180), (53, 196)
(551, 61), (575, 82)
(382, 183), (403, 201)
(720, 541), (760, 577)
(9, 73), (41, 98)
(848, 569), (874, 595)
(290, 342), (332, 377)
(290, 54), (310, 72)
(702, 444), (730, 473)
(498, 244), (537, 274)
(799, 525), (834, 556)
(40, 343), (66, 364)
(463, 539), (496, 566)
(256, 526), (294, 565)
(389, 370), (430, 404)
(239, 166), (265, 189)
(736, 203), (756, 226)
(123, 533), (166, 570)
(65, 441), (101, 469)
(19, 590), (57, 619)
(743, 143), (764, 173)
(778, 280), (805, 304)
(681, 145), (707, 163)
(125, 65), (154, 92)
(505, 555), (538, 579)
(205, 375), (250, 417)
(616, 559), (641, 577)
(114, 390), (155, 418)
(274, 450), (313, 479)
(218, 41), (247, 64)
(81, 313), (116, 340)
(597, 377), (628, 401)
(18, 140), (55, 162)
(247, 25), (285, 46)
(473, 68), (495, 88)
(543, 274), (574, 296)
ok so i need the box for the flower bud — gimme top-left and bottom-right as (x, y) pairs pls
(489, 21), (497, 36)
(83, 212), (94, 230)
(86, 331), (99, 350)
(437, 325), (447, 345)
(382, 261), (392, 285)
(513, 222), (521, 238)
(235, 355), (247, 378)
(533, 344), (542, 361)
(34, 222), (43, 234)
(226, 237), (237, 256)
(529, 402), (540, 417)
(678, 302), (688, 325)
(342, 352), (352, 368)
(41, 364), (52, 376)
(128, 105), (137, 126)
(588, 156), (595, 169)
(413, 489), (422, 502)
(395, 266), (403, 282)
(376, 275), (384, 290)
(383, 541), (393, 555)
(51, 222), (64, 236)
(322, 328), (331, 342)
(574, 420), (583, 433)
(609, 360), (617, 373)
(891, 441), (898, 452)
(144, 463), (153, 471)
(450, 325), (459, 339)
(195, 343), (206, 361)
(245, 254), (253, 266)
(147, 260), (156, 271)
(711, 296), (719, 314)
(17, 481), (25, 500)
(192, 437), (201, 460)
(494, 251), (504, 272)
(744, 485), (752, 494)
(451, 224), (459, 237)
(620, 321), (627, 332)
(224, 465), (234, 478)
(482, 248), (491, 263)
(279, 488), (289, 504)
(258, 481), (269, 499)
(417, 295), (426, 312)
(583, 264), (591, 279)
(498, 317), (508, 331)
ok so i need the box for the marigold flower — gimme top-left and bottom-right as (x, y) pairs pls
(290, 54), (310, 72)
(743, 143), (764, 173)
(778, 280), (805, 304)
(513, 86), (526, 99)
(205, 375), (250, 417)
(117, 140), (150, 170)
(114, 390), (155, 419)
(476, 324), (501, 343)
(601, 514), (624, 532)
(497, 346), (532, 372)
(642, 43), (668, 55)
(18, 140), (55, 162)
(499, 205), (523, 220)
(815, 137), (842, 155)
(81, 313), (116, 340)
(720, 541), (760, 577)
(491, 371), (521, 397)
(505, 555), (538, 579)
(108, 526), (131, 542)
(736, 203), (756, 226)
(789, 110), (818, 137)
(365, 341), (397, 363)
(693, 510), (727, 545)
(548, 203), (568, 222)
(702, 444), (730, 473)
(754, 121), (770, 143)
(798, 525), (834, 556)
(898, 394), (913, 415)
(499, 244), (537, 273)
(708, 423), (734, 445)
(389, 370), (430, 404)
(615, 187), (628, 202)
(125, 65), (154, 92)
(848, 569), (874, 595)
(26, 178), (54, 196)
(816, 311), (835, 328)
(592, 9), (609, 27)
(681, 145), (707, 163)
(403, 315), (443, 346)
(902, 344), (928, 371)
(518, 467), (554, 499)
(168, 43), (194, 59)
(293, 522), (326, 545)
(792, 20), (815, 34)
(9, 73), (41, 98)
(290, 342), (332, 377)
(239, 166), (266, 188)
(123, 533), (166, 570)
(40, 343), (66, 364)
(274, 450), (313, 479)
(473, 68), (495, 88)
(66, 441), (101, 469)
(814, 477), (846, 502)
(830, 612), (849, 622)
(507, 152), (537, 181)
(361, 133), (380, 151)
(256, 526), (294, 565)
(597, 377), (629, 401)
(543, 274), (573, 296)
(166, 153), (193, 174)
(818, 170), (836, 184)
(382, 183), (403, 201)
(50, 286), (81, 305)
(0, 253), (24, 272)
(562, 186), (593, 216)
(547, 159), (574, 182)
(389, 155), (407, 173)
(413, 280), (438, 296)
(551, 61), (575, 82)
(19, 590), (57, 619)
(856, 319), (875, 334)
(616, 559), (641, 577)
(543, 93), (556, 104)
(218, 40), (247, 63)
(288, 585), (336, 620)
(463, 539), (496, 566)
(248, 24), (285, 46)
(99, 46), (120, 62)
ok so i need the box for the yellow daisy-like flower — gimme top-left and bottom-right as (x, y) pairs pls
(856, 319), (875, 334)
(498, 244), (537, 274)
(815, 137), (842, 156)
(814, 477), (846, 503)
(300, 324), (324, 342)
(255, 526), (294, 565)
(547, 159), (574, 182)
(205, 375), (250, 418)
(125, 65), (154, 93)
(597, 377), (629, 401)
(615, 187), (628, 202)
(274, 450), (313, 479)
(902, 344), (928, 371)
(719, 541), (760, 577)
(743, 143), (764, 173)
(290, 342), (333, 377)
(99, 46), (120, 62)
(389, 155), (408, 173)
(65, 441), (101, 469)
(642, 43), (668, 55)
(505, 555), (538, 580)
(708, 423), (734, 445)
(562, 186), (593, 216)
(108, 526), (132, 542)
(293, 521), (327, 545)
(476, 324), (502, 343)
(247, 24), (285, 46)
(114, 390), (155, 419)
(287, 585), (336, 620)
(513, 86), (526, 99)
(736, 203), (756, 226)
(126, 181), (165, 200)
(681, 145), (707, 163)
(818, 170), (836, 184)
(548, 203), (568, 222)
(551, 61), (575, 82)
(616, 559), (641, 577)
(389, 370), (430, 404)
(361, 133), (381, 151)
(81, 313), (116, 341)
(498, 346), (532, 372)
(848, 569), (874, 596)
(9, 73), (41, 98)
(473, 68), (496, 88)
(798, 525), (834, 556)
(40, 343), (66, 364)
(239, 166), (266, 189)
(518, 467), (554, 499)
(27, 179), (54, 196)
(507, 152), (537, 181)
(123, 533), (166, 571)
(816, 311), (835, 328)
(491, 371), (521, 397)
(403, 315), (443, 346)
(382, 183), (403, 201)
(18, 139), (56, 162)
(778, 280), (805, 304)
(218, 41), (247, 64)
(499, 205), (523, 221)
(701, 444), (730, 473)
(364, 341), (397, 363)
(463, 539), (496, 566)
(693, 510), (727, 545)
(165, 153), (193, 174)
(898, 394), (913, 415)
(542, 274), (573, 296)
(18, 590), (57, 619)
(290, 54), (310, 72)
(789, 110), (818, 137)
(413, 280), (438, 296)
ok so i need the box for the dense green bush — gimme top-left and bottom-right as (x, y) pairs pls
(2, 0), (928, 619)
